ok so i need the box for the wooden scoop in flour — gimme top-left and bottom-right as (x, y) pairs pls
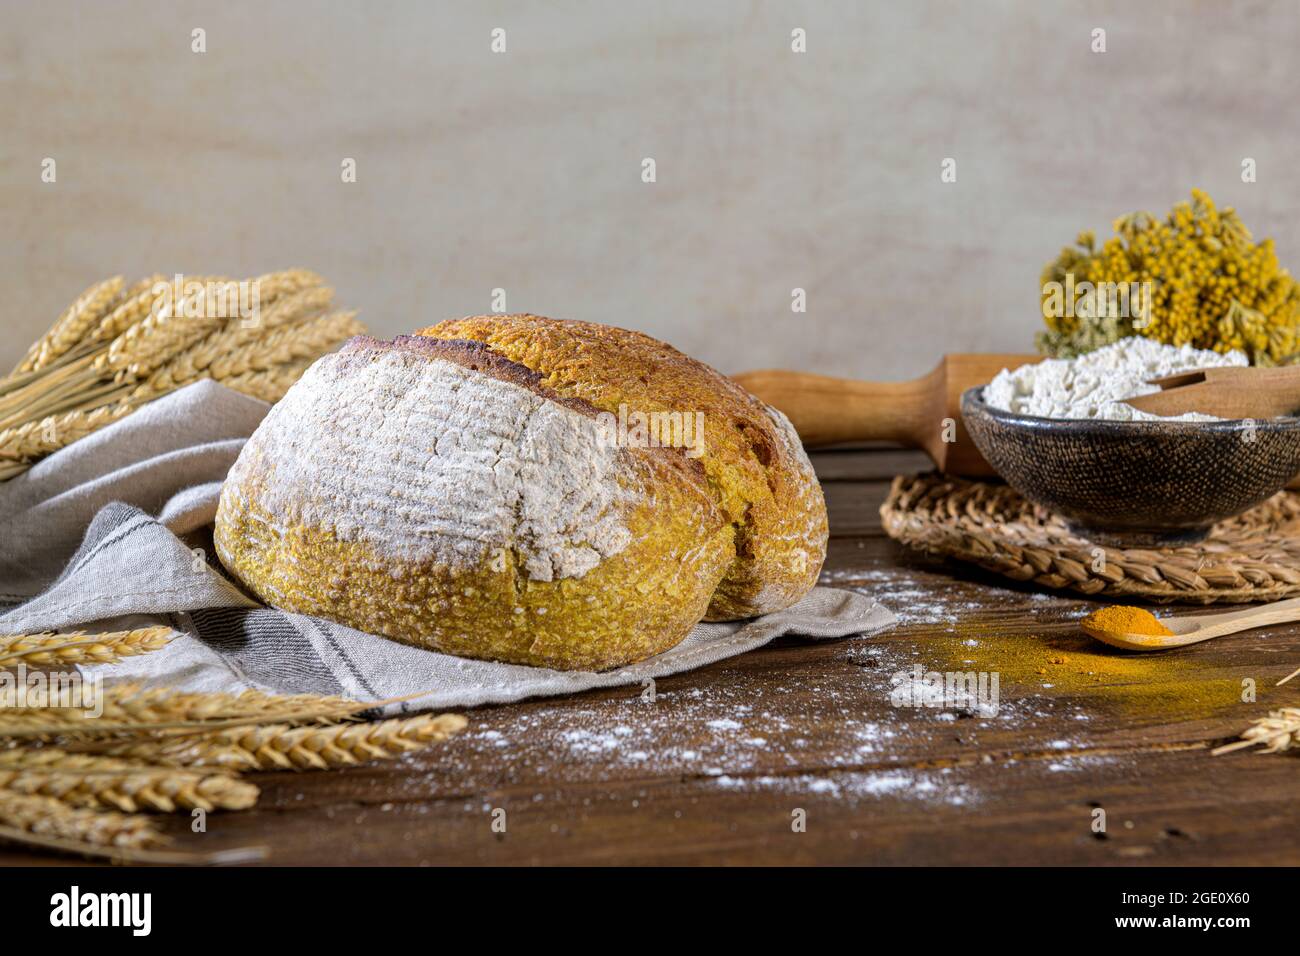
(731, 355), (1035, 477)
(1122, 365), (1300, 419)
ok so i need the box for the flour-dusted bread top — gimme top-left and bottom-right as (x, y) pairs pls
(224, 335), (633, 582)
(215, 333), (735, 670)
(419, 315), (829, 619)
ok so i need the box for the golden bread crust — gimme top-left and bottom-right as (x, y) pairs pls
(215, 334), (732, 670)
(418, 315), (828, 619)
(215, 318), (829, 670)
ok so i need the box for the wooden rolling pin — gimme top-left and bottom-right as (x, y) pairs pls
(732, 354), (1035, 477)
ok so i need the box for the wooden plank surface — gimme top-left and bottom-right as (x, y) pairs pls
(3, 447), (1298, 866)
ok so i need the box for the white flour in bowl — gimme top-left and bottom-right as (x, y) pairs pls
(983, 338), (1248, 421)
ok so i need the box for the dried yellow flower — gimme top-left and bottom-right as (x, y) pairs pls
(1038, 189), (1300, 364)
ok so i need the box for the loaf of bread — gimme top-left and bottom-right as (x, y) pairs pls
(214, 317), (827, 670)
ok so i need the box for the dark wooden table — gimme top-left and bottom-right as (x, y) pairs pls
(5, 447), (1298, 866)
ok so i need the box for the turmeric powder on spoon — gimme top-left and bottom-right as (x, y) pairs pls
(1081, 605), (1173, 639)
(1086, 598), (1300, 652)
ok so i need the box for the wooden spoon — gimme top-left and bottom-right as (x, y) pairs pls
(1081, 597), (1300, 650)
(1123, 365), (1300, 419)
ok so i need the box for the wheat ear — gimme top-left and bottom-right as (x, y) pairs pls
(0, 789), (163, 848)
(245, 267), (327, 304)
(0, 789), (265, 865)
(1212, 707), (1300, 755)
(0, 627), (172, 669)
(0, 686), (382, 740)
(2, 269), (358, 483)
(138, 285), (337, 396)
(137, 308), (353, 405)
(0, 404), (132, 465)
(216, 358), (316, 403)
(209, 310), (361, 380)
(100, 275), (236, 378)
(0, 749), (257, 812)
(34, 276), (126, 371)
(88, 274), (167, 343)
(112, 713), (469, 770)
(101, 270), (330, 380)
(13, 277), (125, 375)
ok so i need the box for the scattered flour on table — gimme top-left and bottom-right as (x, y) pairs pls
(819, 566), (986, 625)
(378, 568), (1114, 812)
(711, 768), (978, 806)
(411, 634), (1112, 812)
(820, 564), (1072, 626)
(983, 339), (1247, 421)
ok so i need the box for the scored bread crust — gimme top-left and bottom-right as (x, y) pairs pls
(214, 334), (734, 670)
(418, 315), (828, 620)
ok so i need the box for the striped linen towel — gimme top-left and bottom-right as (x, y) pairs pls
(0, 380), (896, 712)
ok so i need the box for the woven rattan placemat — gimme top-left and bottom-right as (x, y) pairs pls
(880, 472), (1300, 604)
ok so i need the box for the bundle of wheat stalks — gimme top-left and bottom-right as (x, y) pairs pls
(0, 269), (365, 481)
(0, 627), (466, 864)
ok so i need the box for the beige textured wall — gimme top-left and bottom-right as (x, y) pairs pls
(4, 0), (1299, 380)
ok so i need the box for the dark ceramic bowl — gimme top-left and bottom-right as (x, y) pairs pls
(961, 386), (1300, 546)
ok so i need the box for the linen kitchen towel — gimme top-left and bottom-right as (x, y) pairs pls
(0, 379), (270, 601)
(0, 381), (896, 711)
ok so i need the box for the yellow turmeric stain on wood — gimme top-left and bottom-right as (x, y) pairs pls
(913, 619), (1246, 721)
